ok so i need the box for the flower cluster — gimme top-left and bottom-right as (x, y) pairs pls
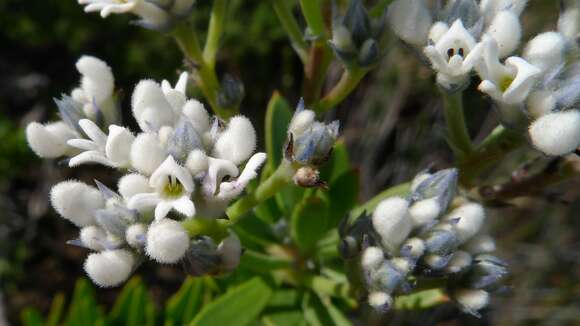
(329, 0), (385, 68)
(388, 0), (580, 156)
(26, 56), (265, 287)
(339, 169), (507, 316)
(78, 0), (195, 31)
(285, 99), (340, 188)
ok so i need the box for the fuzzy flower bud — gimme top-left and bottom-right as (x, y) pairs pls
(372, 197), (412, 252)
(444, 202), (486, 243)
(84, 249), (135, 287)
(217, 232), (242, 272)
(126, 223), (147, 248)
(146, 219), (190, 264)
(212, 116), (257, 165)
(80, 226), (107, 251)
(26, 122), (77, 158)
(453, 289), (490, 316)
(51, 181), (105, 227)
(529, 110), (580, 156)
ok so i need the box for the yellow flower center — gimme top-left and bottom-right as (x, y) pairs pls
(500, 76), (514, 92)
(163, 176), (184, 198)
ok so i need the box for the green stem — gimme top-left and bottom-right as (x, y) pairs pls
(181, 217), (230, 242)
(271, 0), (309, 63)
(298, 0), (328, 38)
(173, 22), (236, 119)
(458, 125), (525, 186)
(226, 160), (295, 222)
(316, 68), (368, 114)
(203, 0), (227, 69)
(302, 275), (352, 299)
(442, 91), (473, 160)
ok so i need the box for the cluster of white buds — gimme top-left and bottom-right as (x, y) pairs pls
(284, 99), (339, 188)
(26, 56), (264, 287)
(78, 0), (195, 31)
(389, 0), (580, 156)
(26, 56), (119, 159)
(329, 0), (386, 68)
(339, 169), (507, 317)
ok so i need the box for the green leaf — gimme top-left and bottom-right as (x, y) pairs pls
(275, 186), (305, 217)
(21, 308), (44, 326)
(267, 290), (301, 309)
(262, 310), (304, 326)
(265, 92), (293, 171)
(165, 277), (205, 325)
(108, 276), (156, 326)
(233, 213), (277, 249)
(395, 289), (449, 310)
(190, 278), (273, 326)
(65, 278), (105, 326)
(298, 0), (325, 37)
(315, 294), (351, 326)
(291, 194), (329, 253)
(301, 292), (334, 326)
(239, 250), (292, 273)
(327, 170), (359, 230)
(319, 141), (351, 184)
(46, 293), (66, 326)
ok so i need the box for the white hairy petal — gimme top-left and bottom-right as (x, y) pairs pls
(154, 201), (174, 221)
(444, 202), (486, 243)
(454, 289), (490, 313)
(527, 90), (556, 119)
(217, 232), (242, 271)
(428, 22), (449, 44)
(212, 116), (257, 165)
(76, 56), (114, 104)
(149, 156), (194, 193)
(171, 196), (196, 219)
(409, 198), (441, 227)
(84, 249), (134, 287)
(387, 0), (432, 46)
(529, 110), (580, 156)
(105, 125), (135, 166)
(79, 119), (107, 146)
(372, 197), (412, 252)
(69, 151), (113, 168)
(146, 219), (189, 264)
(444, 251), (472, 273)
(80, 225), (107, 251)
(164, 89), (187, 116)
(464, 235), (496, 254)
(204, 157), (240, 196)
(51, 180), (105, 227)
(486, 10), (521, 58)
(26, 122), (76, 158)
(185, 149), (209, 176)
(131, 80), (174, 132)
(289, 110), (315, 135)
(361, 246), (384, 270)
(502, 56), (541, 104)
(126, 223), (147, 248)
(182, 100), (210, 133)
(131, 0), (170, 27)
(523, 32), (566, 73)
(128, 192), (161, 212)
(118, 173), (151, 199)
(130, 133), (166, 175)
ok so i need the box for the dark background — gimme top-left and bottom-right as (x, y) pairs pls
(1, 0), (579, 324)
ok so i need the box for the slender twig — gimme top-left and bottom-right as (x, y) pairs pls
(316, 68), (369, 114)
(270, 0), (309, 63)
(441, 91), (473, 160)
(203, 0), (227, 69)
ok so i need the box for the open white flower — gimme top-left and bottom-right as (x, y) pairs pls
(67, 119), (134, 168)
(78, 0), (170, 27)
(424, 20), (483, 90)
(128, 156), (195, 220)
(476, 37), (541, 105)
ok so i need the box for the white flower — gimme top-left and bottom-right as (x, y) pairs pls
(26, 121), (78, 158)
(480, 0), (528, 24)
(51, 180), (105, 227)
(128, 156), (195, 221)
(408, 198), (441, 227)
(78, 0), (170, 27)
(443, 202), (486, 243)
(529, 110), (580, 156)
(372, 197), (412, 252)
(526, 90), (556, 119)
(484, 10), (522, 58)
(131, 80), (176, 132)
(387, 0), (432, 47)
(71, 56), (116, 123)
(84, 249), (135, 287)
(212, 116), (257, 165)
(129, 132), (166, 175)
(212, 152), (266, 202)
(476, 37), (541, 105)
(118, 173), (152, 199)
(146, 219), (189, 263)
(523, 32), (567, 74)
(67, 119), (134, 168)
(424, 20), (483, 90)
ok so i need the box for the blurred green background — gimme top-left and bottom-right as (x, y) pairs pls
(1, 0), (579, 325)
